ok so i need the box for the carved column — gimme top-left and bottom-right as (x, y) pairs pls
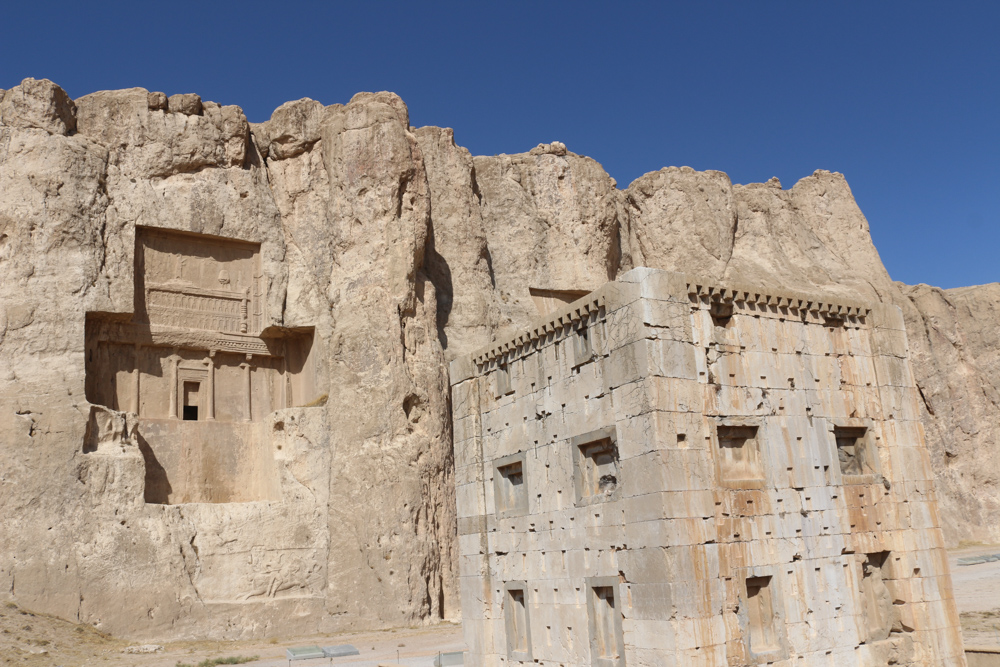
(168, 349), (179, 419)
(132, 343), (142, 416)
(280, 343), (289, 409)
(206, 350), (216, 421)
(241, 354), (252, 422)
(240, 288), (249, 333)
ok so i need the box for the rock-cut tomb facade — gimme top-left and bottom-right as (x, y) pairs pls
(86, 227), (318, 504)
(450, 268), (964, 667)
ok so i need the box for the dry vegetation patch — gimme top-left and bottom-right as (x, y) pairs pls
(0, 601), (123, 665)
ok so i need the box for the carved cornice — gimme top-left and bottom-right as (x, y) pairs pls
(684, 274), (871, 319)
(147, 281), (247, 302)
(473, 294), (605, 368)
(92, 321), (279, 357)
(468, 271), (874, 370)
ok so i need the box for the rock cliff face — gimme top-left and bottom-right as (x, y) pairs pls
(896, 283), (1000, 544)
(0, 80), (454, 639)
(0, 77), (995, 639)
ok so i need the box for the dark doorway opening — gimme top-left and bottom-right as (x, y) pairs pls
(183, 381), (200, 421)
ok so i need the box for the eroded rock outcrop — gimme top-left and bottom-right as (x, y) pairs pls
(0, 76), (996, 640)
(315, 91), (454, 623)
(623, 167), (896, 301)
(896, 282), (1000, 544)
(0, 79), (455, 640)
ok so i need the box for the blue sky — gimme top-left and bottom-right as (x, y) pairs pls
(2, 1), (996, 289)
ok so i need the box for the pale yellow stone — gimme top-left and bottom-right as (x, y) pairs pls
(451, 269), (964, 666)
(0, 74), (993, 652)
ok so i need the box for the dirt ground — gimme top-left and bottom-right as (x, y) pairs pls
(950, 544), (1000, 648)
(2, 546), (998, 664)
(0, 606), (465, 667)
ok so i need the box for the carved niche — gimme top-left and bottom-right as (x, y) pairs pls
(84, 227), (319, 505)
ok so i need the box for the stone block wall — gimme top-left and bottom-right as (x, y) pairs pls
(450, 268), (965, 667)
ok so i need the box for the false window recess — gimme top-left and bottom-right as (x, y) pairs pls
(588, 581), (624, 667)
(573, 325), (594, 366)
(746, 575), (780, 654)
(495, 362), (513, 398)
(836, 426), (874, 477)
(504, 584), (531, 661)
(573, 428), (620, 505)
(494, 454), (528, 516)
(717, 424), (765, 484)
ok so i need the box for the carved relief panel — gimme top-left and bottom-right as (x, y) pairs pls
(135, 227), (265, 335)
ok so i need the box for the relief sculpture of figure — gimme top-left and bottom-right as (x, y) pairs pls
(240, 549), (281, 601)
(240, 550), (310, 600)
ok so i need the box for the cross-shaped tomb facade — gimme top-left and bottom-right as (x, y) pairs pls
(85, 227), (317, 504)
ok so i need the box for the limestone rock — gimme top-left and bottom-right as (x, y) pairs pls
(528, 140), (568, 156)
(147, 92), (167, 111)
(895, 282), (1000, 544)
(470, 146), (624, 335)
(624, 168), (894, 302)
(258, 98), (327, 160)
(0, 76), (116, 621)
(76, 87), (248, 179)
(349, 90), (409, 128)
(413, 126), (499, 358)
(316, 91), (455, 625)
(263, 131), (332, 326)
(123, 644), (164, 654)
(726, 170), (896, 301)
(167, 93), (202, 116)
(625, 166), (736, 279)
(0, 77), (76, 135)
(0, 78), (996, 644)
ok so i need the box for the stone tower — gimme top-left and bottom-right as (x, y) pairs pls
(450, 268), (964, 667)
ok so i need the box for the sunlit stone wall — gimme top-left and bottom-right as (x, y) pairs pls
(451, 268), (964, 667)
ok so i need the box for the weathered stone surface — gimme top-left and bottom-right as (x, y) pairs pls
(0, 75), (994, 645)
(896, 282), (1000, 545)
(625, 166), (736, 279)
(167, 93), (202, 116)
(76, 88), (248, 179)
(0, 77), (76, 135)
(470, 147), (624, 331)
(624, 168), (895, 303)
(413, 126), (500, 358)
(258, 98), (327, 160)
(451, 269), (963, 667)
(316, 91), (456, 625)
(727, 171), (896, 301)
(147, 91), (167, 111)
